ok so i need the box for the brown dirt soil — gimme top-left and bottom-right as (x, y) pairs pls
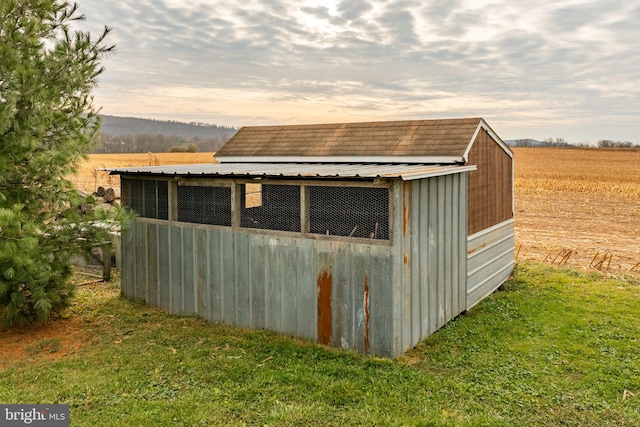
(0, 316), (89, 370)
(0, 280), (116, 370)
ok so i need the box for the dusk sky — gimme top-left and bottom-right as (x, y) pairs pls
(77, 0), (640, 144)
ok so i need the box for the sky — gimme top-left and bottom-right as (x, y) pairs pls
(76, 0), (640, 144)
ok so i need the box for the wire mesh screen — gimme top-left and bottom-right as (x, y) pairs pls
(177, 185), (232, 226)
(241, 184), (301, 232)
(122, 179), (168, 220)
(121, 177), (389, 241)
(309, 186), (389, 240)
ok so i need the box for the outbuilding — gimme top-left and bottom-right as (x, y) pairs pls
(108, 117), (514, 358)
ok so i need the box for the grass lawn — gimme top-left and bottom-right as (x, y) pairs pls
(1, 262), (639, 426)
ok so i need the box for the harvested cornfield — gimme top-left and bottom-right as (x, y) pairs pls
(69, 152), (217, 197)
(514, 147), (640, 274)
(71, 148), (640, 274)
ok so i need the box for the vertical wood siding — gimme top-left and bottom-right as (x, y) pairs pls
(467, 129), (514, 235)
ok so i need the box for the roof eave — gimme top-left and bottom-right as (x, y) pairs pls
(104, 163), (474, 181)
(462, 119), (514, 162)
(398, 165), (477, 181)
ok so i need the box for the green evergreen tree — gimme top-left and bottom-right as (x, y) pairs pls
(0, 0), (129, 325)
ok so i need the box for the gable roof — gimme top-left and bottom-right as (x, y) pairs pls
(215, 117), (509, 164)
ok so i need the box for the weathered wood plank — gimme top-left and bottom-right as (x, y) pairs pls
(208, 229), (223, 322)
(157, 224), (171, 311)
(147, 223), (158, 307)
(250, 234), (266, 329)
(220, 229), (235, 323)
(234, 232), (251, 327)
(296, 238), (316, 340)
(265, 236), (281, 332)
(134, 222), (147, 302)
(195, 229), (208, 316)
(169, 226), (183, 313)
(182, 227), (195, 315)
(280, 239), (298, 337)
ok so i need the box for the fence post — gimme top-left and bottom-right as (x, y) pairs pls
(101, 244), (112, 281)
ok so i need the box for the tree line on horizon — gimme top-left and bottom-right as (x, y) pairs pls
(92, 132), (235, 153)
(92, 115), (238, 153)
(511, 137), (640, 148)
(92, 115), (640, 153)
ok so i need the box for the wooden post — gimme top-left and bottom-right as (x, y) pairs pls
(101, 244), (112, 281)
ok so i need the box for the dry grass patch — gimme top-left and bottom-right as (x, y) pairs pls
(69, 152), (217, 195)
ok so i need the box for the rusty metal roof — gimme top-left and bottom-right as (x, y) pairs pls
(106, 163), (476, 181)
(215, 118), (488, 163)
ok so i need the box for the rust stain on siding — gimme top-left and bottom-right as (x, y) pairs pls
(467, 242), (488, 254)
(403, 181), (411, 236)
(364, 275), (370, 354)
(317, 269), (333, 346)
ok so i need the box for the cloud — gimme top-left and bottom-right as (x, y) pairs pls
(75, 0), (640, 143)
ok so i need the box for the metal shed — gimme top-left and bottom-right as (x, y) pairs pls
(109, 117), (514, 358)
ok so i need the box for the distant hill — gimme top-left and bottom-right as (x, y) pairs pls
(505, 139), (540, 147)
(95, 115), (238, 153)
(99, 115), (238, 139)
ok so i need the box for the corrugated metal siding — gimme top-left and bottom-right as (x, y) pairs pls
(393, 173), (468, 355)
(467, 129), (514, 235)
(120, 170), (476, 358)
(121, 222), (394, 356)
(467, 219), (515, 308)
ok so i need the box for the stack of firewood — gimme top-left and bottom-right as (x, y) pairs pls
(93, 186), (118, 206)
(78, 186), (119, 214)
(74, 186), (121, 281)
